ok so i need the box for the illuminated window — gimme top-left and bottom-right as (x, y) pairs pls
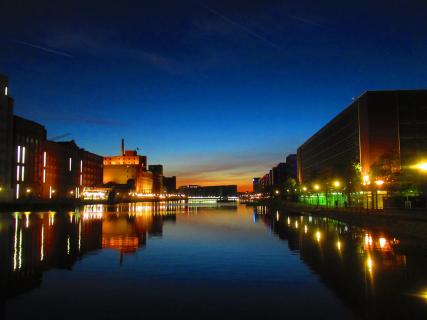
(21, 166), (25, 182)
(17, 146), (21, 164)
(16, 166), (20, 181)
(5, 86), (7, 96)
(69, 157), (72, 171)
(16, 184), (20, 199)
(22, 147), (26, 164)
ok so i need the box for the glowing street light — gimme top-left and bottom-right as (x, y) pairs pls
(314, 184), (320, 191)
(374, 180), (384, 187)
(333, 180), (341, 188)
(302, 186), (307, 192)
(275, 190), (279, 195)
(417, 162), (427, 172)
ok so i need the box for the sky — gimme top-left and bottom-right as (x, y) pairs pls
(1, 0), (427, 191)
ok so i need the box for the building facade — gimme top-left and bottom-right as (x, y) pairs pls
(0, 75), (14, 201)
(0, 74), (103, 202)
(297, 90), (427, 187)
(163, 176), (177, 193)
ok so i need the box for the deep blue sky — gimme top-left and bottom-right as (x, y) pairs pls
(1, 0), (427, 190)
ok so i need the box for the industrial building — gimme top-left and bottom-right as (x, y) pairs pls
(103, 140), (165, 195)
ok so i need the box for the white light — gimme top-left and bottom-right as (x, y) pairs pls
(22, 147), (25, 164)
(16, 166), (20, 182)
(5, 86), (8, 96)
(17, 146), (21, 164)
(49, 186), (52, 199)
(43, 152), (47, 167)
(21, 166), (25, 181)
(16, 184), (20, 199)
(69, 157), (72, 171)
(80, 160), (83, 173)
(43, 169), (46, 183)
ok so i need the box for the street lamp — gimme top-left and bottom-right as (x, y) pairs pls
(333, 180), (340, 188)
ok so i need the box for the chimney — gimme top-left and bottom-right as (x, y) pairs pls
(121, 138), (125, 156)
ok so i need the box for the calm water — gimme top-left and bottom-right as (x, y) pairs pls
(1, 202), (427, 319)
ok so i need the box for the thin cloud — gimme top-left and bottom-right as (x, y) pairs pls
(13, 39), (74, 58)
(198, 4), (282, 50)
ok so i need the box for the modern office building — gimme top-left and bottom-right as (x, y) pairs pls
(297, 90), (427, 187)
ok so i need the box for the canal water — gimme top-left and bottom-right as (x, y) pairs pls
(0, 202), (426, 319)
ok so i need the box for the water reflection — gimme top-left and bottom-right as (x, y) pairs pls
(253, 206), (427, 319)
(0, 202), (189, 301)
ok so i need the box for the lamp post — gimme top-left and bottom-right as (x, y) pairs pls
(314, 184), (320, 208)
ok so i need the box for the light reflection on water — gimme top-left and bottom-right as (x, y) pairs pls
(0, 203), (426, 319)
(254, 205), (427, 319)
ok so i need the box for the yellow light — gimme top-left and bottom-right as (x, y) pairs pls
(333, 181), (340, 188)
(304, 225), (308, 234)
(366, 256), (374, 273)
(375, 180), (384, 186)
(302, 187), (307, 191)
(287, 217), (291, 225)
(314, 184), (320, 191)
(26, 188), (31, 193)
(295, 221), (298, 228)
(275, 190), (279, 194)
(315, 230), (321, 242)
(417, 162), (427, 172)
(337, 240), (342, 251)
(379, 237), (386, 249)
(363, 175), (370, 185)
(70, 190), (74, 195)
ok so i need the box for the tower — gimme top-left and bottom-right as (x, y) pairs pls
(0, 74), (14, 201)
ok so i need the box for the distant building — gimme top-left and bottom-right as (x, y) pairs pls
(103, 141), (147, 187)
(163, 176), (177, 193)
(252, 177), (260, 193)
(103, 140), (166, 194)
(297, 90), (427, 186)
(257, 153), (297, 193)
(285, 154), (297, 180)
(179, 185), (237, 198)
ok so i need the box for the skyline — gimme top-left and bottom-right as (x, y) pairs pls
(2, 0), (427, 191)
